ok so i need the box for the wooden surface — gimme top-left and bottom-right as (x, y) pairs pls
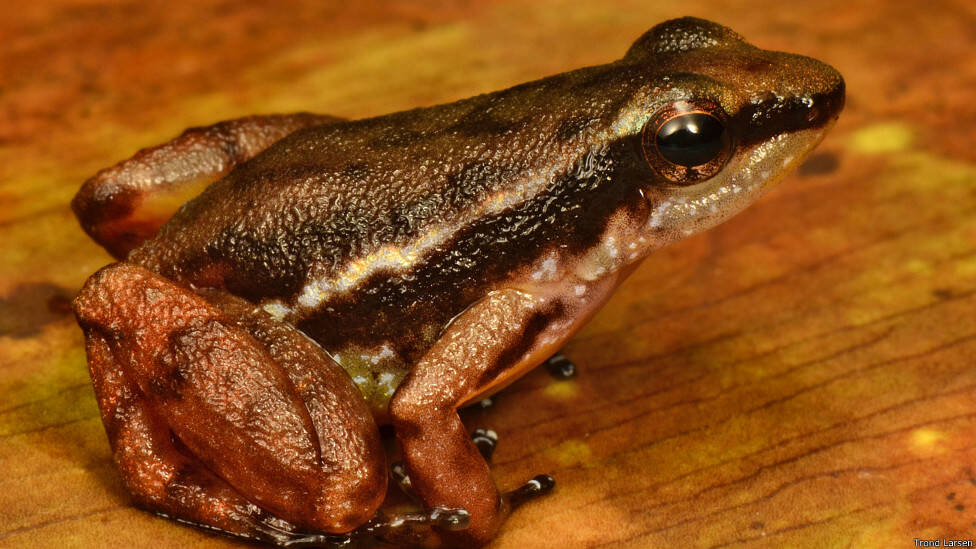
(2, 1), (976, 547)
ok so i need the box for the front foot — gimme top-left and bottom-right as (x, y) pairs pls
(505, 474), (556, 509)
(342, 474), (553, 549)
(367, 476), (554, 548)
(471, 428), (499, 461)
(544, 352), (577, 379)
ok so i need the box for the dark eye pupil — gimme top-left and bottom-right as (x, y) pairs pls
(655, 113), (727, 167)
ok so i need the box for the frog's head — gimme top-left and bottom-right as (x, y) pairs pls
(616, 17), (844, 245)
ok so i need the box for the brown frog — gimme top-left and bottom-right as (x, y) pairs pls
(71, 17), (844, 548)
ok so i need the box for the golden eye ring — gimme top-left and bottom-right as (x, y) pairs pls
(641, 99), (733, 185)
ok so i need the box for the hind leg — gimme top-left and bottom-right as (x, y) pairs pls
(72, 112), (342, 258)
(74, 262), (385, 539)
(83, 328), (317, 545)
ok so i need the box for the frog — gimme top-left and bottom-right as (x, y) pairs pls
(70, 17), (844, 548)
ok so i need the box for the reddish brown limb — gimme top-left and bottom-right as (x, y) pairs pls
(73, 262), (384, 536)
(390, 290), (556, 547)
(72, 112), (343, 259)
(82, 327), (316, 545)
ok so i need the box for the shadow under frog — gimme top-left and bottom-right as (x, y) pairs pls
(0, 282), (74, 338)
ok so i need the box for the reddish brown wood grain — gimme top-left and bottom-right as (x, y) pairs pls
(2, 1), (975, 548)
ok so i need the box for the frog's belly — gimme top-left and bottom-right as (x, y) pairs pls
(283, 281), (469, 421)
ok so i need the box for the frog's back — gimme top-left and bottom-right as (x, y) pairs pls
(132, 62), (645, 345)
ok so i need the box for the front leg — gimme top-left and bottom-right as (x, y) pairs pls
(390, 290), (556, 547)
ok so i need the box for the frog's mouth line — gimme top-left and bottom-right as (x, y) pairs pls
(642, 122), (833, 244)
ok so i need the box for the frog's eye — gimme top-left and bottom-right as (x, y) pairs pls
(641, 101), (732, 185)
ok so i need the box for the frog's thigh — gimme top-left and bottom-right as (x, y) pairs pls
(72, 112), (343, 259)
(390, 289), (544, 546)
(74, 263), (385, 535)
(83, 328), (308, 545)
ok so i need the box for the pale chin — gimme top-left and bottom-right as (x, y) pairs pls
(643, 126), (830, 247)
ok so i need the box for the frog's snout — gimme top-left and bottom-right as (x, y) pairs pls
(736, 61), (845, 146)
(823, 75), (846, 124)
(803, 67), (845, 129)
